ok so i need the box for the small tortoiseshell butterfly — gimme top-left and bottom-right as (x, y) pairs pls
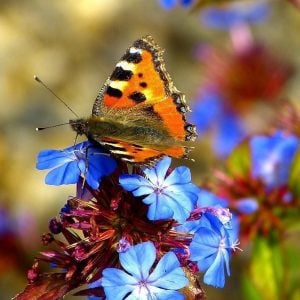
(70, 35), (197, 165)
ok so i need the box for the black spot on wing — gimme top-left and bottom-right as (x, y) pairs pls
(106, 86), (123, 98)
(139, 82), (147, 88)
(138, 73), (143, 78)
(128, 92), (146, 103)
(111, 67), (133, 81)
(122, 51), (142, 64)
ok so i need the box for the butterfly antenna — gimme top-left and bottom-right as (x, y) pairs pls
(34, 75), (79, 118)
(36, 122), (70, 131)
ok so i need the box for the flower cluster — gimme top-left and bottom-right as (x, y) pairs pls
(15, 142), (239, 299)
(210, 130), (300, 243)
(189, 2), (293, 157)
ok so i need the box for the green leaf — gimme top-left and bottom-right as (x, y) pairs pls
(245, 238), (283, 300)
(241, 273), (263, 300)
(288, 150), (300, 198)
(226, 142), (251, 177)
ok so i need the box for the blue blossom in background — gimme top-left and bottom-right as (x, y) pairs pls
(159, 0), (193, 10)
(189, 213), (239, 288)
(119, 156), (199, 222)
(201, 1), (270, 29)
(0, 207), (13, 236)
(102, 241), (188, 300)
(191, 88), (245, 157)
(250, 130), (299, 188)
(235, 197), (259, 214)
(36, 141), (117, 189)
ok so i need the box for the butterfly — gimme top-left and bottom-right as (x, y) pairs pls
(70, 35), (197, 166)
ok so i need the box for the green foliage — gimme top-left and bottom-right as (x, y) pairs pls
(242, 234), (300, 300)
(226, 142), (251, 177)
(288, 150), (300, 198)
(244, 238), (283, 300)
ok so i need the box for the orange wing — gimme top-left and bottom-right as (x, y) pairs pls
(99, 137), (187, 166)
(92, 35), (197, 143)
(90, 36), (197, 164)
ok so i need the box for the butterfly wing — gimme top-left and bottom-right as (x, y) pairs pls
(99, 137), (189, 166)
(91, 36), (197, 164)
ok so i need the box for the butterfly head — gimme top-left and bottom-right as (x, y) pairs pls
(70, 118), (88, 136)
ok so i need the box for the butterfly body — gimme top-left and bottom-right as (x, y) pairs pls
(70, 36), (197, 165)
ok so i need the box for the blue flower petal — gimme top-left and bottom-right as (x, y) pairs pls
(163, 166), (191, 187)
(159, 0), (176, 9)
(148, 251), (188, 289)
(191, 90), (223, 134)
(37, 141), (117, 188)
(190, 228), (220, 262)
(86, 151), (117, 189)
(236, 198), (259, 214)
(144, 156), (171, 186)
(251, 131), (299, 188)
(103, 242), (187, 299)
(213, 112), (245, 157)
(203, 250), (229, 288)
(102, 268), (136, 300)
(162, 192), (195, 223)
(175, 219), (202, 234)
(181, 0), (193, 6)
(226, 215), (240, 245)
(197, 189), (228, 207)
(120, 157), (197, 222)
(119, 175), (154, 196)
(145, 193), (174, 221)
(144, 191), (194, 222)
(36, 149), (74, 170)
(119, 241), (156, 280)
(189, 213), (233, 287)
(45, 160), (80, 185)
(150, 290), (186, 300)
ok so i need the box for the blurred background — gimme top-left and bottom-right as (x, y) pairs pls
(1, 0), (300, 299)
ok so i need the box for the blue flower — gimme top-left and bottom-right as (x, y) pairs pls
(191, 88), (245, 157)
(119, 156), (199, 222)
(201, 1), (269, 29)
(235, 197), (259, 214)
(36, 141), (117, 189)
(176, 189), (232, 234)
(159, 0), (193, 10)
(189, 213), (238, 288)
(250, 131), (299, 188)
(102, 241), (188, 300)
